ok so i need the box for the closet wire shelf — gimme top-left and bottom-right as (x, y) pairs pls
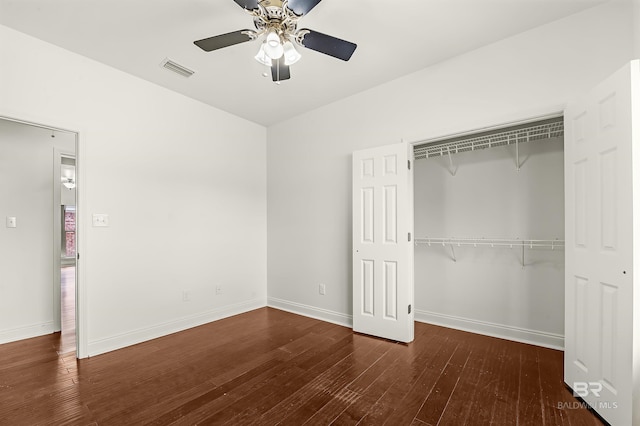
(414, 237), (565, 268)
(413, 119), (564, 160)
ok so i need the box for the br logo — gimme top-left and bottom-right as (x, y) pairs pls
(573, 382), (603, 398)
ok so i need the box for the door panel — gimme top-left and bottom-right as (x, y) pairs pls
(564, 61), (638, 426)
(383, 185), (397, 243)
(353, 142), (414, 343)
(361, 259), (374, 316)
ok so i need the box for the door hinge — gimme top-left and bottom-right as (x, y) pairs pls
(77, 253), (80, 260)
(408, 304), (412, 314)
(408, 232), (411, 242)
(408, 160), (411, 170)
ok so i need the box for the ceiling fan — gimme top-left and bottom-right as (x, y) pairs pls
(194, 0), (357, 82)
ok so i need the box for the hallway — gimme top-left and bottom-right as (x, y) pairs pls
(56, 265), (75, 355)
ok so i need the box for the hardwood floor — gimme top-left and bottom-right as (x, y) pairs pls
(0, 307), (603, 425)
(57, 265), (76, 355)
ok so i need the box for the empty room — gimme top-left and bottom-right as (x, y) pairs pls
(1, 0), (640, 424)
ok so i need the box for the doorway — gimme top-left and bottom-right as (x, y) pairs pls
(0, 116), (81, 357)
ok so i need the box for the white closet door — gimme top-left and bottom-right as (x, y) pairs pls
(352, 142), (414, 343)
(564, 60), (639, 425)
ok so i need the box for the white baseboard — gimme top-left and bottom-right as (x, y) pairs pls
(0, 321), (55, 345)
(414, 309), (564, 350)
(87, 298), (266, 357)
(266, 299), (563, 350)
(83, 295), (562, 355)
(267, 297), (352, 328)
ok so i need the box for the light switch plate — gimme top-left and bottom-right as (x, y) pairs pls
(92, 213), (109, 227)
(6, 216), (16, 228)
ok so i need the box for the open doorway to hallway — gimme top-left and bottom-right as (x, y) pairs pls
(0, 117), (79, 356)
(57, 183), (76, 354)
(57, 161), (76, 354)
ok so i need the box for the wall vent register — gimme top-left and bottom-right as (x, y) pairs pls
(160, 58), (195, 78)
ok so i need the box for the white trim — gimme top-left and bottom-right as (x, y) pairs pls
(414, 309), (564, 350)
(268, 297), (352, 328)
(75, 129), (87, 359)
(0, 114), (78, 135)
(0, 322), (55, 345)
(266, 299), (562, 349)
(87, 299), (267, 357)
(53, 149), (62, 333)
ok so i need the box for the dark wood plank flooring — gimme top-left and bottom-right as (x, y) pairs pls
(0, 307), (603, 425)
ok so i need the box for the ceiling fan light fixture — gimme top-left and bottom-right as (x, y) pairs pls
(283, 41), (301, 65)
(266, 30), (280, 47)
(264, 42), (284, 60)
(62, 178), (76, 189)
(254, 43), (272, 66)
(194, 0), (358, 82)
(264, 29), (284, 59)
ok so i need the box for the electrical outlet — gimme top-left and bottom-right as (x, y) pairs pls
(182, 291), (190, 302)
(92, 213), (109, 227)
(216, 285), (223, 295)
(319, 283), (326, 295)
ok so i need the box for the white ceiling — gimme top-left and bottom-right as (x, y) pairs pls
(0, 0), (605, 126)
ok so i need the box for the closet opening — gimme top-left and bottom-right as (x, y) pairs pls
(412, 115), (565, 349)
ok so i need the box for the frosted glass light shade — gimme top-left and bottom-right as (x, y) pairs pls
(264, 42), (284, 60)
(264, 30), (284, 59)
(254, 43), (272, 66)
(283, 41), (301, 65)
(266, 30), (280, 47)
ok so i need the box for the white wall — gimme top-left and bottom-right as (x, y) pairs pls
(0, 24), (267, 356)
(266, 1), (636, 343)
(414, 137), (564, 348)
(0, 120), (75, 342)
(634, 0), (640, 59)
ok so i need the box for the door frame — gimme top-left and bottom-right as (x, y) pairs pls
(404, 108), (566, 330)
(0, 113), (87, 359)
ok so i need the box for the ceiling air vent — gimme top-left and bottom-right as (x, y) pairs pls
(160, 58), (195, 78)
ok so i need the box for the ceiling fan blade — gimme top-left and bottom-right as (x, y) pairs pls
(233, 0), (259, 10)
(194, 30), (254, 52)
(286, 0), (322, 16)
(299, 29), (357, 61)
(271, 58), (291, 82)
